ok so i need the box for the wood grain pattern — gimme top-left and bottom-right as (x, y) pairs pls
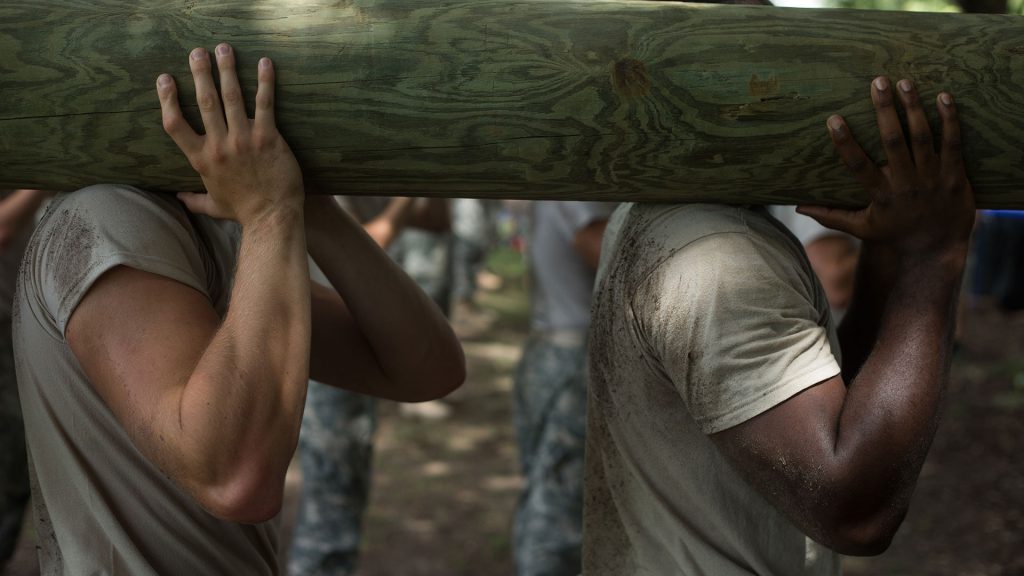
(1, 1), (1022, 207)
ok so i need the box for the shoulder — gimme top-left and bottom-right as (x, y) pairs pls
(21, 184), (212, 336)
(602, 204), (790, 284)
(35, 184), (194, 246)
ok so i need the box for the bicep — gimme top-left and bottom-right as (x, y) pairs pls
(710, 374), (847, 536)
(66, 266), (219, 458)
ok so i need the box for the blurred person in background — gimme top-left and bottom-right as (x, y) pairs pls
(514, 200), (616, 576)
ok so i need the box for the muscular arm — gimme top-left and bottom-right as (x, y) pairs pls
(305, 197), (465, 401)
(711, 78), (974, 555)
(67, 44), (309, 523)
(68, 213), (308, 524)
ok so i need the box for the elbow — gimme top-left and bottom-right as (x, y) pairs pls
(409, 344), (467, 402)
(194, 472), (284, 525)
(817, 500), (908, 556)
(825, 519), (900, 556)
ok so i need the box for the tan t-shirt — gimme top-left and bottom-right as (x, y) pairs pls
(583, 203), (842, 575)
(13, 184), (279, 575)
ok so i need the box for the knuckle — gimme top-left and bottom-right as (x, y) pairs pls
(911, 131), (933, 147)
(895, 184), (916, 197)
(189, 156), (207, 173)
(229, 135), (249, 153)
(846, 156), (868, 173)
(197, 93), (218, 112)
(881, 133), (904, 149)
(942, 175), (966, 193)
(221, 88), (242, 106)
(945, 135), (964, 153)
(254, 131), (276, 151)
(900, 94), (921, 109)
(162, 114), (181, 134)
(208, 145), (228, 164)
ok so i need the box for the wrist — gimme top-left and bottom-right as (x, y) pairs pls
(895, 246), (967, 285)
(241, 200), (304, 234)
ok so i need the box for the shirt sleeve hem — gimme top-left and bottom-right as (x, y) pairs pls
(56, 252), (208, 338)
(699, 362), (842, 435)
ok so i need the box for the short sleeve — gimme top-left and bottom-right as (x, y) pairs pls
(25, 184), (209, 337)
(638, 231), (840, 435)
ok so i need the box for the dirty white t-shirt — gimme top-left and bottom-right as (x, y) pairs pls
(583, 203), (842, 576)
(14, 184), (279, 575)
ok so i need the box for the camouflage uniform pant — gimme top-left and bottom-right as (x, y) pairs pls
(0, 327), (29, 566)
(288, 382), (377, 576)
(513, 332), (588, 576)
(390, 229), (452, 315)
(289, 231), (451, 575)
(451, 198), (495, 302)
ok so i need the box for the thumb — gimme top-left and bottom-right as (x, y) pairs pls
(177, 191), (221, 217)
(796, 205), (866, 237)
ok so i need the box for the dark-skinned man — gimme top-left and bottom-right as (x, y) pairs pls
(583, 74), (974, 574)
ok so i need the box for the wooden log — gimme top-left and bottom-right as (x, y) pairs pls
(0, 1), (1022, 207)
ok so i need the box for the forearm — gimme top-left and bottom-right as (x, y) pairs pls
(306, 200), (464, 400)
(837, 242), (901, 379)
(173, 209), (311, 518)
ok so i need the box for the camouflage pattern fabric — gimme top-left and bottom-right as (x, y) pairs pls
(513, 333), (588, 576)
(0, 327), (29, 565)
(289, 229), (451, 575)
(451, 199), (496, 301)
(288, 382), (377, 576)
(389, 229), (452, 315)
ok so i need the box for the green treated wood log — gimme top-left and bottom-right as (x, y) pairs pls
(0, 1), (1022, 207)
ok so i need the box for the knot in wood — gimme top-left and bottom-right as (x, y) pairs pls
(612, 58), (651, 100)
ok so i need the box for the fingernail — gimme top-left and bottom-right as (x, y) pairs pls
(259, 57), (271, 70)
(157, 74), (171, 88)
(940, 93), (953, 106)
(216, 43), (230, 56)
(828, 116), (844, 135)
(873, 77), (889, 92)
(898, 79), (913, 93)
(191, 47), (206, 61)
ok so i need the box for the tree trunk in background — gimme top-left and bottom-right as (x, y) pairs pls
(2, 1), (1023, 206)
